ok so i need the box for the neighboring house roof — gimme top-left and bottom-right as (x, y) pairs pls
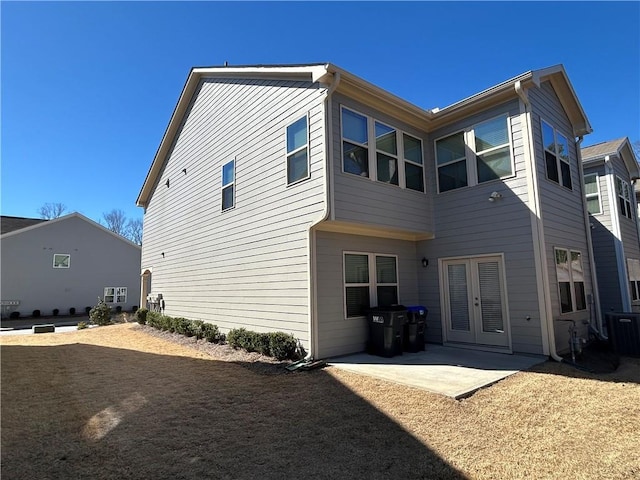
(581, 137), (640, 179)
(137, 63), (592, 207)
(1, 216), (48, 235)
(0, 212), (142, 249)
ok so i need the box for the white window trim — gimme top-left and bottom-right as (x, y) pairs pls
(286, 114), (310, 186)
(554, 247), (587, 314)
(53, 253), (70, 269)
(541, 119), (572, 190)
(435, 114), (515, 194)
(584, 173), (602, 215)
(343, 251), (399, 319)
(221, 159), (235, 212)
(104, 287), (127, 304)
(616, 176), (633, 220)
(340, 106), (425, 193)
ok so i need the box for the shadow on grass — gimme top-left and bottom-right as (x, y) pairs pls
(1, 343), (467, 480)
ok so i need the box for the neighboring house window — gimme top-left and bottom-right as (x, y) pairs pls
(221, 160), (235, 211)
(435, 115), (513, 193)
(542, 120), (572, 189)
(344, 253), (398, 318)
(53, 254), (70, 268)
(627, 259), (640, 301)
(555, 248), (586, 313)
(583, 174), (601, 214)
(104, 287), (127, 303)
(286, 115), (309, 185)
(341, 107), (425, 192)
(616, 176), (633, 219)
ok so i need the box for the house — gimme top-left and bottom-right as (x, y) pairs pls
(581, 138), (640, 316)
(137, 63), (598, 360)
(1, 213), (141, 317)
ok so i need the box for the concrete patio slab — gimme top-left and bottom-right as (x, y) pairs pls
(328, 345), (547, 399)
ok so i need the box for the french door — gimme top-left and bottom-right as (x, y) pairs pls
(442, 256), (509, 348)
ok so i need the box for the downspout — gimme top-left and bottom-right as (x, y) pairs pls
(604, 155), (632, 312)
(307, 71), (341, 360)
(575, 136), (605, 338)
(515, 81), (563, 362)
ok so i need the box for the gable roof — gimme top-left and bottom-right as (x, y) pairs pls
(0, 212), (142, 249)
(581, 137), (640, 179)
(1, 216), (48, 235)
(137, 63), (591, 207)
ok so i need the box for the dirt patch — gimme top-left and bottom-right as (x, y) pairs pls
(2, 324), (639, 480)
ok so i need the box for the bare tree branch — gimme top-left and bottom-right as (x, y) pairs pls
(38, 202), (67, 219)
(102, 209), (128, 236)
(126, 218), (143, 245)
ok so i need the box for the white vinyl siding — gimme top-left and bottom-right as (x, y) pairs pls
(584, 173), (601, 214)
(436, 115), (513, 193)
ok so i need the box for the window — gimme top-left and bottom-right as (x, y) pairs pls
(341, 107), (424, 192)
(584, 174), (601, 214)
(344, 253), (398, 318)
(53, 254), (70, 268)
(627, 259), (640, 301)
(286, 116), (309, 184)
(555, 248), (586, 313)
(104, 287), (127, 304)
(616, 176), (633, 219)
(435, 115), (513, 193)
(221, 160), (235, 211)
(542, 120), (572, 189)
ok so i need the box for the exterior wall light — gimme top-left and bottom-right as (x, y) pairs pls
(488, 191), (502, 202)
(422, 257), (429, 268)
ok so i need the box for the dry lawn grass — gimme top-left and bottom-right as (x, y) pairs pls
(2, 324), (639, 480)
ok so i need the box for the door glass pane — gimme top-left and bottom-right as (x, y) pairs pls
(345, 254), (369, 283)
(376, 256), (397, 283)
(448, 264), (470, 331)
(375, 122), (397, 155)
(346, 286), (369, 317)
(478, 261), (504, 333)
(342, 109), (368, 144)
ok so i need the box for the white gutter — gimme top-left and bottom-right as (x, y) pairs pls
(307, 70), (341, 360)
(575, 137), (605, 337)
(515, 81), (563, 362)
(605, 156), (632, 311)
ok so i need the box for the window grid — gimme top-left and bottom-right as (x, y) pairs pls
(344, 252), (399, 318)
(542, 120), (572, 190)
(104, 287), (127, 304)
(616, 176), (633, 219)
(554, 248), (587, 314)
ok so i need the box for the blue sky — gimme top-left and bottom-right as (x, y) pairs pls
(2, 1), (639, 224)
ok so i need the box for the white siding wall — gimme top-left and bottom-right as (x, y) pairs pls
(141, 78), (327, 344)
(315, 230), (420, 358)
(418, 100), (544, 354)
(530, 81), (595, 351)
(330, 93), (433, 235)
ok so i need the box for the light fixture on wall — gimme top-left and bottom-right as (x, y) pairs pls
(488, 191), (502, 202)
(182, 168), (187, 175)
(421, 257), (429, 268)
(165, 179), (170, 188)
(161, 252), (165, 258)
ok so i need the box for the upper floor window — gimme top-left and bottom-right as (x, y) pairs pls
(627, 258), (640, 301)
(341, 107), (424, 192)
(584, 174), (601, 214)
(286, 116), (309, 185)
(542, 120), (572, 189)
(616, 176), (633, 219)
(221, 160), (235, 211)
(555, 248), (586, 313)
(53, 254), (70, 268)
(435, 115), (513, 193)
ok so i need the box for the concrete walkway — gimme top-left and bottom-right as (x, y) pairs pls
(328, 345), (546, 399)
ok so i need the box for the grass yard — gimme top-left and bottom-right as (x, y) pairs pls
(1, 323), (639, 479)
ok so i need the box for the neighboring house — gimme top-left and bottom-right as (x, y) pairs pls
(1, 213), (141, 317)
(581, 138), (640, 316)
(137, 63), (598, 360)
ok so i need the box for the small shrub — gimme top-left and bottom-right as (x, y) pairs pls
(77, 321), (88, 330)
(85, 306), (91, 315)
(10, 311), (20, 319)
(227, 328), (248, 349)
(269, 332), (298, 360)
(131, 305), (138, 313)
(69, 307), (76, 315)
(32, 310), (41, 318)
(202, 323), (223, 343)
(53, 308), (59, 316)
(254, 333), (271, 356)
(191, 320), (205, 339)
(173, 317), (191, 336)
(89, 298), (112, 326)
(146, 311), (162, 329)
(136, 308), (148, 325)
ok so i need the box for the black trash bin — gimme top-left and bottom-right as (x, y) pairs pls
(605, 312), (640, 357)
(367, 305), (407, 357)
(404, 306), (427, 353)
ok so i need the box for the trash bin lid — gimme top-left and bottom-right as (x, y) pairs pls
(407, 305), (427, 314)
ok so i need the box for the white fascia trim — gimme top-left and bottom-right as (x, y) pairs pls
(192, 65), (331, 84)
